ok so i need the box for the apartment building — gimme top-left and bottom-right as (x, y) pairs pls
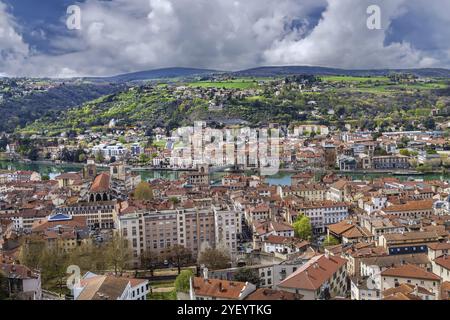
(378, 231), (444, 255)
(277, 253), (347, 300)
(359, 215), (406, 240)
(213, 203), (242, 257)
(58, 200), (119, 230)
(118, 206), (215, 265)
(432, 254), (450, 282)
(281, 184), (327, 202)
(245, 203), (271, 224)
(119, 203), (241, 265)
(291, 201), (349, 234)
(380, 264), (441, 298)
(372, 155), (410, 170)
(382, 199), (435, 218)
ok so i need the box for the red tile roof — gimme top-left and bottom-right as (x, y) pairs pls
(90, 173), (110, 193)
(246, 288), (303, 300)
(279, 254), (347, 291)
(192, 277), (250, 299)
(381, 264), (441, 281)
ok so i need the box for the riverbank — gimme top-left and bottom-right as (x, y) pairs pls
(5, 158), (447, 175)
(1, 160), (449, 186)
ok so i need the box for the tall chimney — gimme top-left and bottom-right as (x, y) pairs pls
(203, 267), (209, 281)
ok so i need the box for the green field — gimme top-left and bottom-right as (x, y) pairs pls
(344, 81), (448, 94)
(187, 80), (259, 89)
(321, 75), (390, 83)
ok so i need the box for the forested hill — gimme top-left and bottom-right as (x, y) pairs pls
(0, 83), (126, 132)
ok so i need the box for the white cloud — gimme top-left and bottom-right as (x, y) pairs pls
(263, 0), (441, 69)
(0, 1), (29, 75)
(1, 0), (450, 77)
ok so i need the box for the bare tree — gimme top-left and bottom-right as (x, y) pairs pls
(197, 245), (231, 270)
(140, 250), (161, 277)
(164, 245), (193, 274)
(105, 233), (132, 276)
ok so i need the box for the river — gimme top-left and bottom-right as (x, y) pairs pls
(0, 161), (449, 186)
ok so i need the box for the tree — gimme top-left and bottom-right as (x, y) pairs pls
(233, 268), (260, 286)
(374, 147), (388, 156)
(39, 247), (69, 296)
(423, 117), (436, 130)
(323, 235), (340, 247)
(197, 246), (230, 270)
(169, 197), (180, 205)
(0, 272), (9, 300)
(164, 245), (192, 274)
(78, 153), (87, 163)
(140, 250), (160, 276)
(105, 234), (132, 275)
(19, 237), (46, 269)
(68, 242), (107, 274)
(293, 215), (313, 240)
(95, 152), (105, 163)
(174, 269), (194, 293)
(399, 149), (411, 157)
(27, 147), (39, 161)
(139, 153), (150, 164)
(0, 136), (8, 152)
(134, 181), (154, 201)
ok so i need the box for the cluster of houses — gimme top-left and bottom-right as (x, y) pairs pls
(1, 139), (450, 300)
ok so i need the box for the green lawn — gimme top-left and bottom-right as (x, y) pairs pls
(148, 291), (177, 300)
(150, 280), (175, 289)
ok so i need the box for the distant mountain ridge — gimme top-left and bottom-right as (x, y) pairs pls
(83, 65), (450, 82)
(231, 66), (450, 78)
(85, 67), (221, 82)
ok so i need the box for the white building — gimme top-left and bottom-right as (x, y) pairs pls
(73, 272), (149, 300)
(92, 143), (128, 160)
(213, 204), (242, 257)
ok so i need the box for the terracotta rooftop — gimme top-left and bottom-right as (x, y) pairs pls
(434, 255), (450, 270)
(428, 242), (450, 251)
(192, 277), (249, 300)
(246, 288), (303, 300)
(381, 264), (441, 281)
(90, 173), (111, 193)
(265, 235), (309, 248)
(383, 200), (434, 212)
(441, 281), (450, 300)
(279, 254), (347, 291)
(0, 263), (39, 280)
(360, 253), (429, 268)
(383, 283), (433, 300)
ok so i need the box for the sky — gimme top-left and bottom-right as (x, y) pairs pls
(0, 0), (450, 77)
